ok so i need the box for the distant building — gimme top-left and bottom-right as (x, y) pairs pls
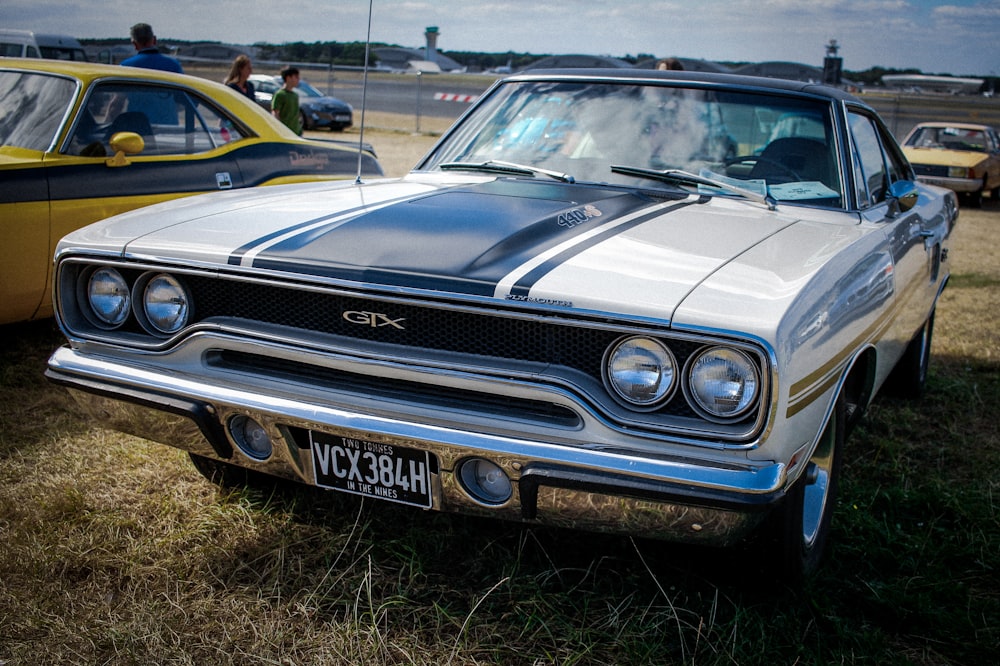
(174, 43), (254, 62)
(520, 54), (633, 70)
(733, 61), (825, 82)
(881, 74), (984, 94)
(373, 46), (463, 72)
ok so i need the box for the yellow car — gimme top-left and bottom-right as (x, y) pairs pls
(901, 121), (1000, 207)
(0, 58), (382, 326)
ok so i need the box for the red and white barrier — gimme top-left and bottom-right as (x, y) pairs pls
(433, 93), (478, 103)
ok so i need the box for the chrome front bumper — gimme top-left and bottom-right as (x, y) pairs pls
(915, 174), (981, 193)
(46, 344), (785, 546)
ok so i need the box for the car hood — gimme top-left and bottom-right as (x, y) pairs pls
(903, 146), (988, 167)
(61, 174), (818, 322)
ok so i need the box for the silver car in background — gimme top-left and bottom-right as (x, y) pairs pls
(250, 74), (354, 131)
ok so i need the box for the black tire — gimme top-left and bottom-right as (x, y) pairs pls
(188, 452), (280, 490)
(753, 392), (845, 586)
(966, 179), (985, 208)
(885, 311), (935, 399)
(299, 111), (311, 132)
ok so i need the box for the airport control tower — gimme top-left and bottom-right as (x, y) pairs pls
(425, 26), (439, 65)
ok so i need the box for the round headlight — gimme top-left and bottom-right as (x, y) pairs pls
(87, 267), (131, 327)
(604, 336), (677, 407)
(686, 347), (760, 420)
(142, 274), (190, 334)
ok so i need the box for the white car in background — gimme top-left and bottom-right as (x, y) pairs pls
(46, 69), (957, 584)
(901, 121), (1000, 207)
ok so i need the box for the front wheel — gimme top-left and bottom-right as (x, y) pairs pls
(753, 392), (845, 585)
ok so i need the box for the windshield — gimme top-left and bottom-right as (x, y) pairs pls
(422, 80), (844, 208)
(0, 71), (76, 151)
(296, 81), (324, 98)
(905, 125), (988, 152)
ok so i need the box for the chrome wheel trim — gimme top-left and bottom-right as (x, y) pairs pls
(801, 419), (836, 548)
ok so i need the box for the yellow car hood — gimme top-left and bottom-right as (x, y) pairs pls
(903, 147), (986, 168)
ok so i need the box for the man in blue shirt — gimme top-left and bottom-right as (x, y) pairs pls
(121, 23), (183, 73)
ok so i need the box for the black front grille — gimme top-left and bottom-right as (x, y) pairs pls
(209, 350), (582, 428)
(185, 275), (652, 383)
(912, 164), (949, 177)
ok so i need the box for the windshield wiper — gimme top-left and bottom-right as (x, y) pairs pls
(610, 165), (776, 210)
(440, 160), (575, 183)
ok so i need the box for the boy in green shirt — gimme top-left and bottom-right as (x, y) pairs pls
(272, 66), (302, 135)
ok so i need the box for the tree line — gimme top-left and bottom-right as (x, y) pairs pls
(81, 38), (995, 90)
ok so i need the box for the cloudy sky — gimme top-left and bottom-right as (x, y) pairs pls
(4, 0), (999, 76)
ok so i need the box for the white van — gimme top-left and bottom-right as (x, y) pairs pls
(0, 30), (87, 61)
(0, 29), (41, 58)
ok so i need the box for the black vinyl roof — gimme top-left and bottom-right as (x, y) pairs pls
(506, 68), (863, 104)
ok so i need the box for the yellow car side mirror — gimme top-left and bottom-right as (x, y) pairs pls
(105, 132), (146, 167)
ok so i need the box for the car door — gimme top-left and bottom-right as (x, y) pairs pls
(0, 68), (77, 324)
(848, 108), (947, 365)
(34, 81), (250, 317)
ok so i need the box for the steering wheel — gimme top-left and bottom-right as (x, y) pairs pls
(724, 154), (801, 182)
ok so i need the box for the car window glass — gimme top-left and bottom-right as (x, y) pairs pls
(255, 78), (279, 94)
(876, 122), (909, 185)
(0, 70), (76, 151)
(848, 112), (888, 206)
(66, 82), (249, 157)
(38, 46), (87, 61)
(296, 81), (323, 98)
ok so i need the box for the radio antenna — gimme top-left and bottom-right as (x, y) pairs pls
(356, 0), (374, 184)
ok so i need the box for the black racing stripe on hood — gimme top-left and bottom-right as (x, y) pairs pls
(226, 192), (424, 266)
(508, 198), (701, 297)
(243, 179), (680, 295)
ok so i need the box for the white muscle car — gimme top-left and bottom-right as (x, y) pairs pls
(46, 70), (957, 582)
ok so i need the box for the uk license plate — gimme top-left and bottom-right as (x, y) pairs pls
(310, 432), (432, 508)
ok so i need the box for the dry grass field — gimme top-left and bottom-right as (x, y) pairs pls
(1, 123), (998, 664)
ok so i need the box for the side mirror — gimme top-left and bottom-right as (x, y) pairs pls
(888, 179), (919, 215)
(105, 132), (145, 167)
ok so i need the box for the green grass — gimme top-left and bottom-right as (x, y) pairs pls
(2, 207), (998, 664)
